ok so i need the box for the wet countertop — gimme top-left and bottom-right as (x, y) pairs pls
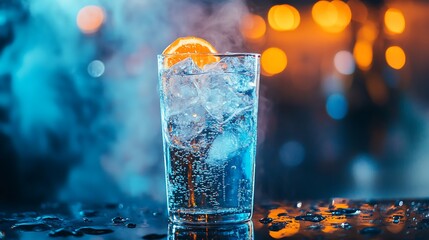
(1, 198), (429, 239)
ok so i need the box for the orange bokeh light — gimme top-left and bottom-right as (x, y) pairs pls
(385, 46), (406, 70)
(240, 14), (266, 40)
(76, 5), (105, 34)
(312, 1), (338, 28)
(268, 4), (300, 31)
(353, 40), (373, 71)
(358, 22), (378, 43)
(261, 47), (287, 75)
(384, 8), (405, 34)
(312, 0), (351, 33)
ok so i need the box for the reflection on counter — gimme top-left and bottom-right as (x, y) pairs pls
(169, 221), (253, 240)
(254, 198), (429, 239)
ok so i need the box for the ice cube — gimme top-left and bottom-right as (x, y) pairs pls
(223, 109), (255, 147)
(163, 74), (200, 116)
(197, 73), (244, 122)
(205, 109), (256, 165)
(202, 56), (253, 74)
(206, 131), (241, 165)
(202, 61), (225, 73)
(161, 58), (203, 116)
(166, 105), (207, 148)
(164, 57), (201, 76)
(202, 56), (257, 93)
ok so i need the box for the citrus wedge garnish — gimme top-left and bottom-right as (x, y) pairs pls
(162, 36), (219, 68)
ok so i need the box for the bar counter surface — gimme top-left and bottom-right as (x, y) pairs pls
(1, 198), (429, 239)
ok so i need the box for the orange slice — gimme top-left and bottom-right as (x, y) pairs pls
(162, 36), (219, 68)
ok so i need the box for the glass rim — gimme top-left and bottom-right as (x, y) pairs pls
(158, 52), (260, 58)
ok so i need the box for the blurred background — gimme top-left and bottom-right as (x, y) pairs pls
(0, 0), (428, 205)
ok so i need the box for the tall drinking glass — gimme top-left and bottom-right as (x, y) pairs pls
(158, 53), (260, 224)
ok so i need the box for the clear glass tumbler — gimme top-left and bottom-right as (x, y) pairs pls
(158, 53), (260, 224)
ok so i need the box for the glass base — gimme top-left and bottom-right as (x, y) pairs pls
(169, 208), (252, 225)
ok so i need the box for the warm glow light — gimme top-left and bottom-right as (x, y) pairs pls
(240, 14), (266, 39)
(268, 4), (300, 31)
(330, 0), (352, 32)
(77, 5), (105, 34)
(261, 47), (287, 75)
(358, 22), (378, 43)
(385, 46), (406, 70)
(353, 40), (373, 70)
(384, 8), (405, 34)
(312, 0), (351, 33)
(312, 1), (338, 28)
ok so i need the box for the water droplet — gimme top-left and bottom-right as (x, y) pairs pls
(359, 227), (381, 235)
(268, 222), (286, 231)
(307, 224), (323, 230)
(152, 211), (162, 217)
(259, 217), (273, 224)
(231, 165), (236, 170)
(142, 233), (168, 239)
(392, 215), (402, 224)
(75, 227), (114, 235)
(35, 215), (62, 222)
(126, 223), (137, 228)
(49, 228), (75, 237)
(87, 60), (105, 78)
(330, 208), (361, 216)
(297, 202), (302, 208)
(11, 222), (51, 232)
(112, 216), (127, 224)
(340, 222), (352, 229)
(295, 214), (325, 222)
(395, 200), (404, 207)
